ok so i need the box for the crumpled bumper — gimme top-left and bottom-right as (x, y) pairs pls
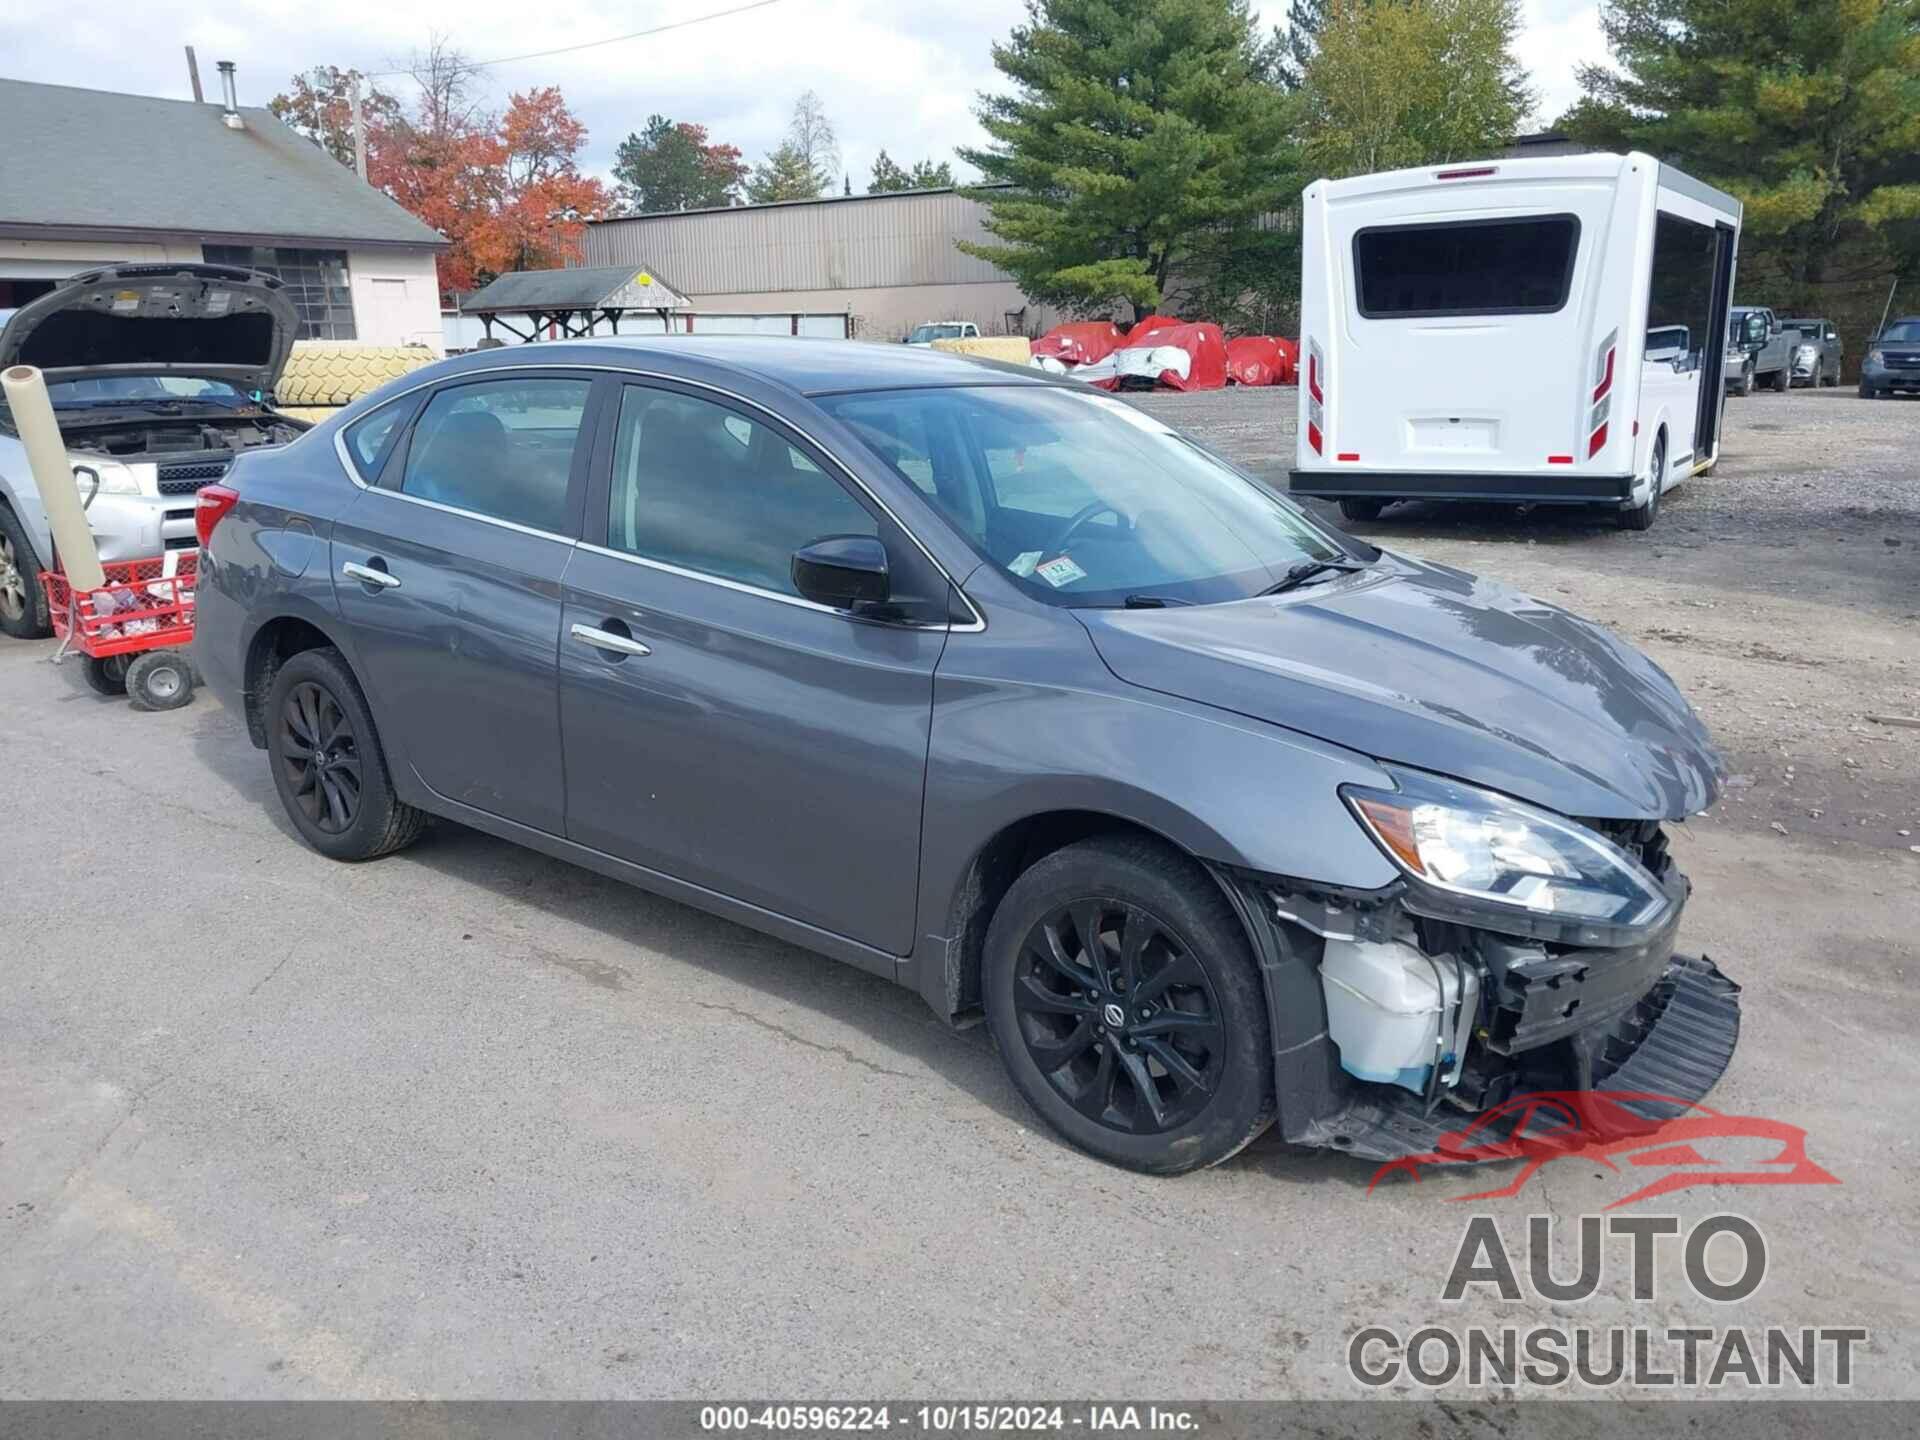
(1295, 954), (1741, 1164)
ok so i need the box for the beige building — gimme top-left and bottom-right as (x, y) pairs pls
(0, 75), (447, 351)
(582, 188), (1066, 342)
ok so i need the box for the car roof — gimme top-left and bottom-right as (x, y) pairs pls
(431, 335), (1051, 397)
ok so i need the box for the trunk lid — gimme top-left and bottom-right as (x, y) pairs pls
(0, 263), (300, 394)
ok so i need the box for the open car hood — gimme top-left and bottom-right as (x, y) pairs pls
(1078, 552), (1725, 822)
(0, 263), (300, 393)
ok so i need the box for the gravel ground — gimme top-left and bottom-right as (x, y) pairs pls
(1134, 384), (1920, 854)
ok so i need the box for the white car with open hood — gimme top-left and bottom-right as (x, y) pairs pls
(0, 263), (309, 638)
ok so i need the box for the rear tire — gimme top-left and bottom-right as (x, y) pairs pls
(265, 646), (427, 862)
(1338, 498), (1385, 523)
(1620, 434), (1664, 532)
(82, 654), (130, 696)
(983, 835), (1274, 1175)
(0, 504), (52, 640)
(125, 649), (195, 711)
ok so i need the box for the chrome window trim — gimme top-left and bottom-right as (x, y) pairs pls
(355, 483), (578, 545)
(326, 361), (986, 632)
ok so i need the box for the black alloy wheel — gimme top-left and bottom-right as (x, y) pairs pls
(279, 679), (363, 835)
(1012, 899), (1224, 1135)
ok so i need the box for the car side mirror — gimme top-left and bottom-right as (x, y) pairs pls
(792, 534), (891, 610)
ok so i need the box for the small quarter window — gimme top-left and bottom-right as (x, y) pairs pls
(342, 400), (412, 480)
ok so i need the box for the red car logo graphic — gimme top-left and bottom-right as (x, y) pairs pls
(1368, 1091), (1839, 1210)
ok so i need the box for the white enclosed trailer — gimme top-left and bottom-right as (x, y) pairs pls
(1292, 152), (1742, 530)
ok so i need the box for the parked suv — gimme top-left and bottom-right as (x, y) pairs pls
(0, 263), (308, 639)
(1724, 306), (1793, 394)
(1860, 317), (1920, 398)
(195, 338), (1741, 1175)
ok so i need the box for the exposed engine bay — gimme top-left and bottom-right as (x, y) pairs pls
(60, 411), (308, 463)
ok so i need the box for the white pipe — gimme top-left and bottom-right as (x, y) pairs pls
(1, 365), (106, 592)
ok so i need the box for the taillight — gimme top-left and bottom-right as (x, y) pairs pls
(195, 483), (239, 549)
(1305, 338), (1326, 455)
(1585, 330), (1616, 460)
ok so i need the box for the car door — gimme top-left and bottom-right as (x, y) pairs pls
(558, 380), (951, 957)
(331, 370), (604, 836)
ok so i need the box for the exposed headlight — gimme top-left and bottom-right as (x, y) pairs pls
(69, 459), (142, 496)
(1867, 348), (1885, 366)
(1343, 767), (1674, 945)
(1796, 344), (1817, 362)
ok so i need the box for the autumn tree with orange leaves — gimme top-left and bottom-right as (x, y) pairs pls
(279, 47), (607, 298)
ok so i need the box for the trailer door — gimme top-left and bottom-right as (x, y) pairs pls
(1327, 191), (1612, 474)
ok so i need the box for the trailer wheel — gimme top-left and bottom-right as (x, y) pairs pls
(1338, 498), (1385, 523)
(126, 649), (196, 711)
(82, 654), (131, 696)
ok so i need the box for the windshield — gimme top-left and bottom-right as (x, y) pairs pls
(1779, 320), (1817, 334)
(908, 324), (965, 343)
(45, 375), (249, 408)
(818, 385), (1350, 606)
(1881, 321), (1920, 344)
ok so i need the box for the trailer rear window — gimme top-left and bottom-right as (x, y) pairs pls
(1353, 215), (1580, 318)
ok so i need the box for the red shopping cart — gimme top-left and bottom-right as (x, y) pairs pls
(41, 552), (199, 710)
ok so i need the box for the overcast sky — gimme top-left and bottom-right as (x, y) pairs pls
(0, 0), (1606, 191)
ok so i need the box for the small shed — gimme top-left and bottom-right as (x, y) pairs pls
(459, 264), (690, 343)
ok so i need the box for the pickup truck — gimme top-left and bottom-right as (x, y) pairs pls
(1725, 306), (1794, 395)
(905, 320), (980, 346)
(1779, 317), (1843, 387)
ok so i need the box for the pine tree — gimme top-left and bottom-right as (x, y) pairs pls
(1562, 0), (1920, 288)
(960, 0), (1300, 321)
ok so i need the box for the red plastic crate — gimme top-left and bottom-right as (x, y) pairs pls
(41, 554), (198, 660)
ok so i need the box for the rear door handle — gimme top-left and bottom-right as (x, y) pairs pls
(342, 561), (400, 590)
(571, 622), (651, 658)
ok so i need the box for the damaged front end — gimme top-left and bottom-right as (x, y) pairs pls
(1219, 770), (1741, 1163)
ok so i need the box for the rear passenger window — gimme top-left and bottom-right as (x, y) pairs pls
(400, 377), (591, 533)
(1354, 216), (1579, 318)
(606, 386), (878, 597)
(343, 399), (412, 480)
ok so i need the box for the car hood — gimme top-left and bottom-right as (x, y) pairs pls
(0, 263), (299, 393)
(1078, 553), (1725, 821)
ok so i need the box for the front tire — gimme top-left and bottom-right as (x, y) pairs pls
(1770, 366), (1790, 393)
(1736, 362), (1755, 397)
(0, 504), (52, 640)
(983, 836), (1274, 1174)
(125, 649), (195, 711)
(266, 647), (427, 861)
(1859, 380), (1877, 399)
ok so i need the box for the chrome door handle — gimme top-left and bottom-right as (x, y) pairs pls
(571, 622), (651, 658)
(342, 561), (400, 590)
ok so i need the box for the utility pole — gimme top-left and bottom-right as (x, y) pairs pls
(184, 45), (204, 103)
(350, 73), (368, 182)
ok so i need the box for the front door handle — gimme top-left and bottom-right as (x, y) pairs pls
(342, 560), (400, 590)
(571, 622), (651, 658)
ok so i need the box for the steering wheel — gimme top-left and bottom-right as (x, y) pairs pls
(1051, 500), (1127, 554)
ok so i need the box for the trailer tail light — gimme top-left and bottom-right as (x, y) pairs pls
(1306, 338), (1326, 455)
(195, 483), (240, 548)
(1548, 455), (1574, 465)
(1337, 452), (1361, 462)
(1584, 330), (1617, 460)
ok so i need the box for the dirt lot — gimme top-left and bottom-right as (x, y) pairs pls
(1, 385), (1916, 1404)
(1136, 384), (1920, 853)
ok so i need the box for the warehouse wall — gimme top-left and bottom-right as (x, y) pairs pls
(582, 190), (1067, 340)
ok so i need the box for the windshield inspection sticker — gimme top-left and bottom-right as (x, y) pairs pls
(1007, 550), (1043, 577)
(1035, 554), (1087, 588)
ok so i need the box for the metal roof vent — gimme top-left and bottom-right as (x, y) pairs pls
(217, 61), (244, 129)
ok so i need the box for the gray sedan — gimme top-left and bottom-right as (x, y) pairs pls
(194, 338), (1740, 1175)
